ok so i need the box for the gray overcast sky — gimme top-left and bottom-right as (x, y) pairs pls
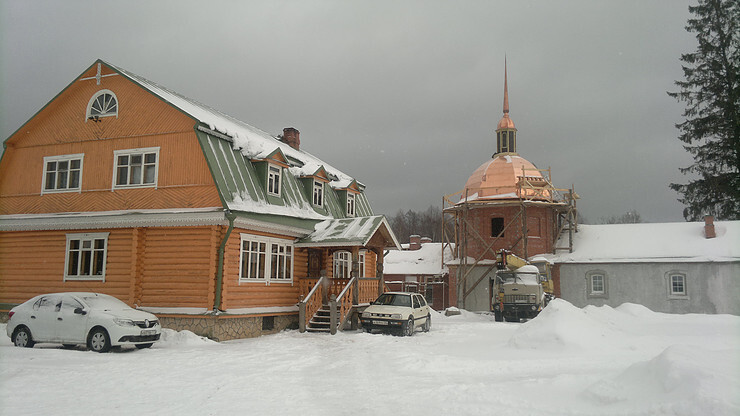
(1, 0), (697, 223)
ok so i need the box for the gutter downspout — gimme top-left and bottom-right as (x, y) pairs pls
(214, 210), (237, 312)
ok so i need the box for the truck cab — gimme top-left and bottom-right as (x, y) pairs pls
(491, 264), (546, 322)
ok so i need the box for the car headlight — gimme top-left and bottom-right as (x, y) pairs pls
(390, 314), (401, 319)
(113, 318), (136, 327)
(362, 311), (371, 318)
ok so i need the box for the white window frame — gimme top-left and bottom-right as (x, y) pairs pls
(333, 251), (351, 279)
(41, 154), (84, 194)
(86, 89), (119, 120)
(586, 270), (608, 298)
(112, 147), (160, 189)
(666, 271), (689, 299)
(346, 193), (356, 217)
(239, 234), (293, 284)
(267, 164), (282, 197)
(64, 232), (109, 281)
(312, 180), (324, 207)
(358, 250), (366, 278)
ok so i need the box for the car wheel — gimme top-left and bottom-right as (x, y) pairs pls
(13, 326), (35, 348)
(135, 343), (153, 349)
(403, 317), (414, 337)
(423, 315), (431, 332)
(87, 328), (111, 353)
(494, 311), (503, 322)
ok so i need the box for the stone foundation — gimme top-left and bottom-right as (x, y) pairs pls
(158, 313), (299, 341)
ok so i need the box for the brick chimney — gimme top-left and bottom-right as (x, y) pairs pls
(281, 127), (300, 151)
(704, 215), (716, 239)
(420, 237), (432, 245)
(409, 235), (421, 250)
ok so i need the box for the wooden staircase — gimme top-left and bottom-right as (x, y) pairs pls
(306, 303), (340, 333)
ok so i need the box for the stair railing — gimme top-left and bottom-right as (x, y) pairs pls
(332, 276), (356, 334)
(299, 276), (326, 333)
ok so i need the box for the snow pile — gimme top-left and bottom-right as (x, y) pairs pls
(508, 299), (625, 350)
(156, 329), (218, 348)
(584, 345), (739, 414)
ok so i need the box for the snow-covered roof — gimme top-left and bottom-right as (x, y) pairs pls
(384, 243), (455, 275)
(295, 215), (400, 249)
(547, 221), (740, 263)
(109, 62), (355, 181)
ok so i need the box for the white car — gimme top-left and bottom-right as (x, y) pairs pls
(6, 292), (161, 352)
(360, 292), (432, 336)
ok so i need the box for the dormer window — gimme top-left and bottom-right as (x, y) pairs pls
(312, 180), (324, 207)
(346, 193), (356, 217)
(86, 90), (118, 120)
(267, 164), (281, 196)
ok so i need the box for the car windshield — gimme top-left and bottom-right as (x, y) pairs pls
(374, 294), (411, 307)
(80, 294), (130, 310)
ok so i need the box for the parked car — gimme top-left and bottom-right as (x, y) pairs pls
(360, 292), (431, 336)
(6, 292), (161, 352)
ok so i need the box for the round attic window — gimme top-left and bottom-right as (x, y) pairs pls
(86, 89), (118, 120)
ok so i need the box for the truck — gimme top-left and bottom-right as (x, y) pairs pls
(490, 250), (553, 322)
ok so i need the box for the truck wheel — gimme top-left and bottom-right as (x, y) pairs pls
(494, 311), (503, 322)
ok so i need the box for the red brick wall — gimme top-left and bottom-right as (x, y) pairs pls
(461, 204), (554, 261)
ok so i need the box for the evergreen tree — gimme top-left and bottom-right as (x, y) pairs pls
(668, 0), (740, 220)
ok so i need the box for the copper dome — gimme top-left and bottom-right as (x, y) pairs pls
(497, 113), (516, 130)
(461, 154), (546, 201)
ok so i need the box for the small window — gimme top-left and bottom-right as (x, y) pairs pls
(113, 148), (159, 189)
(667, 272), (688, 298)
(586, 271), (608, 298)
(491, 217), (505, 237)
(346, 193), (356, 217)
(312, 180), (324, 207)
(333, 251), (351, 279)
(267, 165), (281, 196)
(591, 275), (605, 294)
(42, 154), (83, 194)
(65, 233), (109, 281)
(86, 90), (118, 120)
(501, 131), (509, 153)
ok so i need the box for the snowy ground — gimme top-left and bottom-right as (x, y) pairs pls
(1, 299), (738, 416)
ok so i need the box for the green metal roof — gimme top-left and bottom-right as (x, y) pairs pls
(295, 215), (401, 249)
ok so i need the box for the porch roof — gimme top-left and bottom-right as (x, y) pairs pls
(294, 215), (401, 250)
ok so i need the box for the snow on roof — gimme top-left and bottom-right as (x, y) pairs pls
(107, 61), (358, 188)
(295, 215), (400, 249)
(547, 221), (740, 263)
(384, 243), (455, 275)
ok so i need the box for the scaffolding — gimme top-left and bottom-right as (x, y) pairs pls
(441, 165), (578, 308)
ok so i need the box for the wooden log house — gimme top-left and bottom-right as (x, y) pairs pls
(0, 59), (400, 340)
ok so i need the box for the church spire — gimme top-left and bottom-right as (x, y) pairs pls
(495, 58), (517, 156)
(503, 56), (509, 114)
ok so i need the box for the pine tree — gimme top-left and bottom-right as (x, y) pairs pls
(668, 0), (740, 220)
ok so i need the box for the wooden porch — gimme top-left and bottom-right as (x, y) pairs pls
(298, 276), (384, 334)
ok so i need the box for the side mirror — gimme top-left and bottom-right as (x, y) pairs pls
(74, 307), (87, 315)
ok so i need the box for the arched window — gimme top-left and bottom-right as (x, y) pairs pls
(86, 90), (118, 120)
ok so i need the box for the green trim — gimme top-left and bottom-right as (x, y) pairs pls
(214, 211), (237, 311)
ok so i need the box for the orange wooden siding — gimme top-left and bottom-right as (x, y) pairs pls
(0, 229), (134, 305)
(0, 62), (221, 215)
